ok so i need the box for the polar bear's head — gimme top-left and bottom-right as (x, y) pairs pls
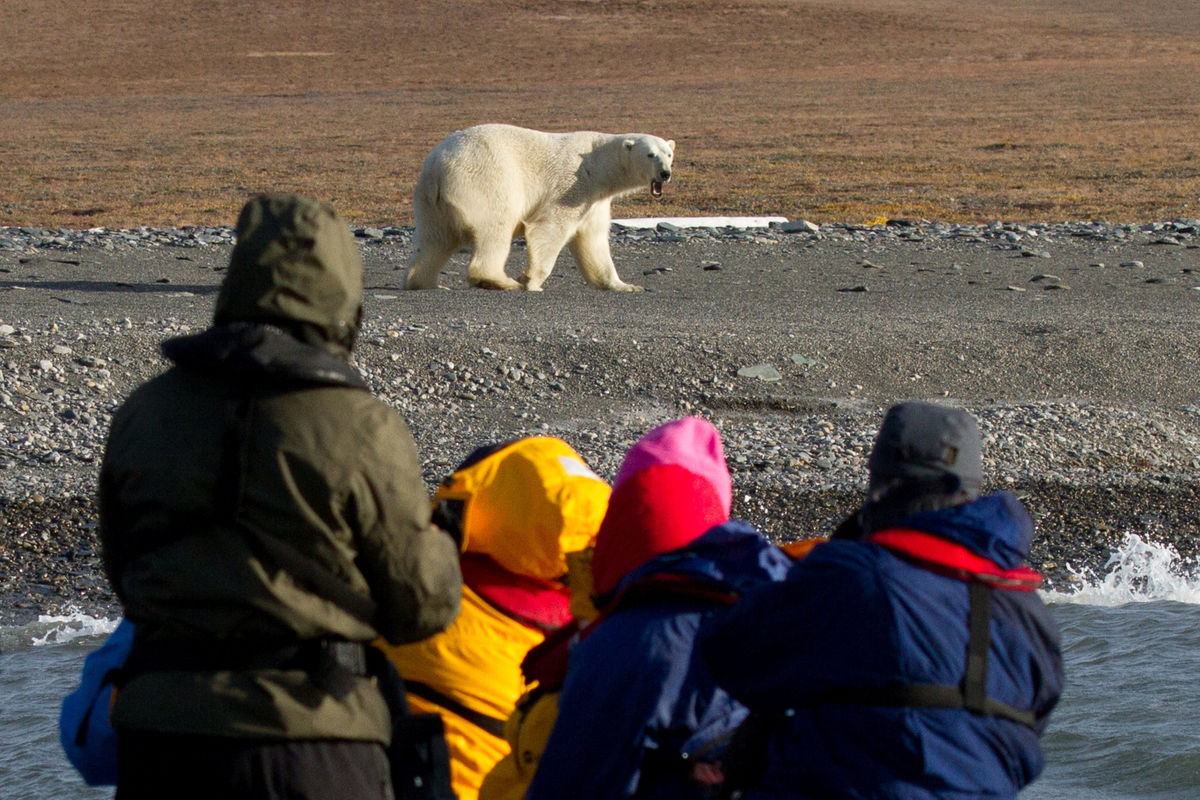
(623, 135), (676, 197)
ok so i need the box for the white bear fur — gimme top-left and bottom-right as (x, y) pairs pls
(405, 124), (675, 291)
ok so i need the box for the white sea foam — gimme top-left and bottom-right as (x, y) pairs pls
(27, 608), (120, 646)
(1044, 533), (1200, 606)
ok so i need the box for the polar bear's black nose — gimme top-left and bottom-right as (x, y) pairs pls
(660, 169), (672, 181)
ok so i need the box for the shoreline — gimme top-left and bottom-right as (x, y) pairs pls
(5, 215), (1200, 251)
(2, 220), (1198, 624)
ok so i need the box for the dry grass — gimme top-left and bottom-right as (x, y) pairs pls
(3, 0), (1200, 228)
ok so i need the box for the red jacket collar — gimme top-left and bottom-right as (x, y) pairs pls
(869, 528), (1043, 591)
(460, 554), (573, 630)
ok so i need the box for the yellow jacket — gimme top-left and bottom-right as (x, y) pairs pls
(478, 687), (561, 800)
(380, 438), (610, 800)
(379, 584), (548, 800)
(478, 549), (600, 800)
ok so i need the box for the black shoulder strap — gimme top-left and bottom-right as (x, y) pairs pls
(963, 581), (993, 714)
(403, 680), (509, 739)
(811, 683), (1038, 729)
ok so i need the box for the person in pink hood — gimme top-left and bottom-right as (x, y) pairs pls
(527, 417), (790, 800)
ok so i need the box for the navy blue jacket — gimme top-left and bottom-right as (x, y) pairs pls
(527, 521), (791, 800)
(701, 492), (1063, 800)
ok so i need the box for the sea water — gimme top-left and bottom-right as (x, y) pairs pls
(1, 534), (1197, 799)
(1023, 535), (1200, 799)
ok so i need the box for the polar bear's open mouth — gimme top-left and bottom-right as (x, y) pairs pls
(651, 180), (664, 198)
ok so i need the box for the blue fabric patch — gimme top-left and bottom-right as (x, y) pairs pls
(59, 618), (133, 786)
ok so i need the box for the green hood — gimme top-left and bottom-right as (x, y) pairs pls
(214, 193), (363, 356)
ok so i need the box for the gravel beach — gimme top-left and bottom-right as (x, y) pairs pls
(2, 219), (1198, 625)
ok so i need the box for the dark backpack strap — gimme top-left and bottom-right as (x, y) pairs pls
(963, 581), (992, 714)
(807, 683), (1038, 729)
(404, 680), (509, 739)
(363, 648), (456, 800)
(804, 581), (1038, 729)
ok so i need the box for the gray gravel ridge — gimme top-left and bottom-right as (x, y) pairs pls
(2, 219), (1198, 624)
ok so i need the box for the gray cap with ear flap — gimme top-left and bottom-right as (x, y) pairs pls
(867, 401), (983, 499)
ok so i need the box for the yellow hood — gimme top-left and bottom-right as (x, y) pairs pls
(435, 437), (611, 580)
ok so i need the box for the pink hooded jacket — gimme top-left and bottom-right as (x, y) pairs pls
(591, 417), (733, 597)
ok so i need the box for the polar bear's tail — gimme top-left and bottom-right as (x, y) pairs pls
(412, 150), (468, 241)
(412, 154), (443, 223)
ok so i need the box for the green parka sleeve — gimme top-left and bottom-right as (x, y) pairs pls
(355, 411), (462, 645)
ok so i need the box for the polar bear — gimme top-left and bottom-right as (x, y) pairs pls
(404, 124), (675, 292)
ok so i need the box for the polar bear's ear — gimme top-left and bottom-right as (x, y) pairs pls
(667, 140), (676, 153)
(623, 138), (636, 150)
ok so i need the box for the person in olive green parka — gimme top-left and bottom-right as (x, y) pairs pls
(100, 193), (463, 799)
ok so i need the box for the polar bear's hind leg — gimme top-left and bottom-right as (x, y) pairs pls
(405, 185), (464, 289)
(466, 231), (521, 290)
(406, 237), (460, 289)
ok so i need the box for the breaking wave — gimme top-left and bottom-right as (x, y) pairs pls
(1043, 533), (1200, 606)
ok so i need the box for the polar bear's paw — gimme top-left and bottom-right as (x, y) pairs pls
(470, 275), (523, 291)
(518, 273), (549, 292)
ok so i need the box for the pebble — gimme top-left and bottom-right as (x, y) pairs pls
(738, 364), (783, 382)
(780, 220), (820, 234)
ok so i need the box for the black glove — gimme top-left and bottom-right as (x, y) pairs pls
(431, 498), (465, 549)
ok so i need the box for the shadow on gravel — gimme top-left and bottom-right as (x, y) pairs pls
(0, 280), (219, 295)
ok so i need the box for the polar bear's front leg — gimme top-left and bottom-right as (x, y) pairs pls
(568, 205), (642, 291)
(519, 223), (573, 292)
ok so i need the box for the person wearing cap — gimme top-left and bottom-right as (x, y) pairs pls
(700, 401), (1064, 799)
(99, 193), (463, 799)
(376, 436), (611, 800)
(525, 417), (791, 800)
